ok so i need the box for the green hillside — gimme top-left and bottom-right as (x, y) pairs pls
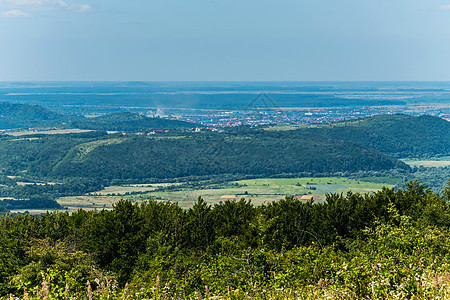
(55, 135), (407, 180)
(1, 114), (445, 183)
(0, 130), (407, 181)
(0, 103), (199, 131)
(5, 114), (444, 182)
(3, 113), (449, 210)
(291, 114), (450, 158)
(0, 102), (72, 129)
(72, 112), (199, 131)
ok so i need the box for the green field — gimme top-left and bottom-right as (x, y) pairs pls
(52, 177), (398, 210)
(264, 124), (305, 131)
(90, 183), (180, 196)
(402, 157), (450, 167)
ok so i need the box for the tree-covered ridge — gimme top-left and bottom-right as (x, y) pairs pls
(0, 128), (409, 211)
(291, 114), (450, 158)
(72, 112), (199, 131)
(1, 111), (449, 211)
(0, 130), (408, 183)
(53, 134), (407, 180)
(0, 103), (199, 131)
(2, 102), (448, 159)
(0, 102), (73, 129)
(0, 131), (105, 177)
(1, 181), (450, 299)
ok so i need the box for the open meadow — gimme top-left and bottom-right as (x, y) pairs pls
(51, 176), (398, 211)
(5, 128), (95, 136)
(403, 157), (450, 168)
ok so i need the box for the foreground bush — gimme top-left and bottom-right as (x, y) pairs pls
(1, 181), (450, 299)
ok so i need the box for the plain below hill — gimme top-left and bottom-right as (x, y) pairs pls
(71, 112), (199, 131)
(289, 114), (450, 159)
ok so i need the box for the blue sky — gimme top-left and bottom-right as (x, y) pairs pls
(1, 0), (450, 81)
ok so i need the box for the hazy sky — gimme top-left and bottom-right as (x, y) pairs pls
(1, 0), (450, 81)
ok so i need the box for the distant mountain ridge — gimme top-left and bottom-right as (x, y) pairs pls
(72, 112), (198, 131)
(0, 102), (71, 129)
(0, 103), (198, 131)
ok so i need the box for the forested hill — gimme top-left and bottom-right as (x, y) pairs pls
(72, 112), (198, 131)
(0, 103), (199, 130)
(0, 131), (408, 181)
(54, 134), (405, 179)
(0, 102), (72, 129)
(290, 114), (450, 158)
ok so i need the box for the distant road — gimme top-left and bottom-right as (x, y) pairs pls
(5, 128), (94, 136)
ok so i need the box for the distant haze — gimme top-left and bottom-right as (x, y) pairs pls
(0, 81), (449, 114)
(1, 1), (450, 81)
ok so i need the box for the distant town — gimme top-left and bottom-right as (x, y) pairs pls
(167, 104), (450, 128)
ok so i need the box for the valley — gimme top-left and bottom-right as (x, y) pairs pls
(0, 101), (448, 214)
(0, 84), (449, 299)
(8, 176), (398, 213)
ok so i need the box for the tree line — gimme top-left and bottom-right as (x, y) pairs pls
(1, 181), (450, 298)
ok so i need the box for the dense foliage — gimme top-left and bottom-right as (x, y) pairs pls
(404, 165), (450, 192)
(0, 130), (407, 182)
(0, 129), (406, 211)
(1, 181), (450, 299)
(0, 103), (197, 131)
(1, 112), (448, 212)
(291, 114), (450, 158)
(53, 134), (407, 180)
(0, 197), (60, 210)
(0, 103), (73, 129)
(72, 112), (198, 131)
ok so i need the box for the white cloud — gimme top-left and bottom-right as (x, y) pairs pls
(1, 9), (30, 17)
(0, 0), (93, 15)
(4, 0), (65, 8)
(69, 3), (92, 12)
(439, 4), (450, 10)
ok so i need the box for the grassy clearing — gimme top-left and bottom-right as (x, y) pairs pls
(264, 124), (305, 131)
(359, 176), (403, 185)
(15, 182), (60, 186)
(147, 136), (187, 140)
(57, 177), (396, 210)
(52, 138), (124, 172)
(72, 138), (124, 162)
(8, 137), (41, 141)
(9, 209), (64, 214)
(5, 129), (94, 136)
(402, 159), (450, 167)
(58, 195), (121, 211)
(90, 183), (182, 195)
